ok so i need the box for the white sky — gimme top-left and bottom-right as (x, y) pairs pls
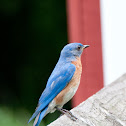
(100, 0), (126, 85)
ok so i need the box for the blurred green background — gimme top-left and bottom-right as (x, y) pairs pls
(0, 0), (71, 125)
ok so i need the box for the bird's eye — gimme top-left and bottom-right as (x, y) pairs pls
(77, 46), (81, 50)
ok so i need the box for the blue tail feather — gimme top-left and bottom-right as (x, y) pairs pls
(33, 107), (48, 126)
(28, 111), (39, 124)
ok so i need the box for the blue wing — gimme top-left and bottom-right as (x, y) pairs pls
(28, 63), (76, 123)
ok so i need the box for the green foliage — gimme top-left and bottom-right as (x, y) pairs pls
(0, 106), (33, 126)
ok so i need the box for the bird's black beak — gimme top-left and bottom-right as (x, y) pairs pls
(83, 45), (90, 49)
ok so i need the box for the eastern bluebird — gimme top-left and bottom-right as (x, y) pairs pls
(28, 43), (89, 126)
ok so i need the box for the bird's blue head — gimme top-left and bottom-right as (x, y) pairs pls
(60, 43), (89, 61)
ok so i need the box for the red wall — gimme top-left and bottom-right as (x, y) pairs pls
(66, 0), (104, 107)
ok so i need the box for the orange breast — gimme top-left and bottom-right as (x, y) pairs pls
(54, 57), (82, 105)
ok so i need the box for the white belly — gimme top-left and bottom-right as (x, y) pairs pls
(62, 82), (80, 105)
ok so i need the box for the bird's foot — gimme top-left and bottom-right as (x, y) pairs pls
(55, 107), (78, 121)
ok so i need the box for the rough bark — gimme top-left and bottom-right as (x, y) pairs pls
(48, 74), (126, 126)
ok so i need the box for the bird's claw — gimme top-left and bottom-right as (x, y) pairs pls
(56, 107), (78, 121)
